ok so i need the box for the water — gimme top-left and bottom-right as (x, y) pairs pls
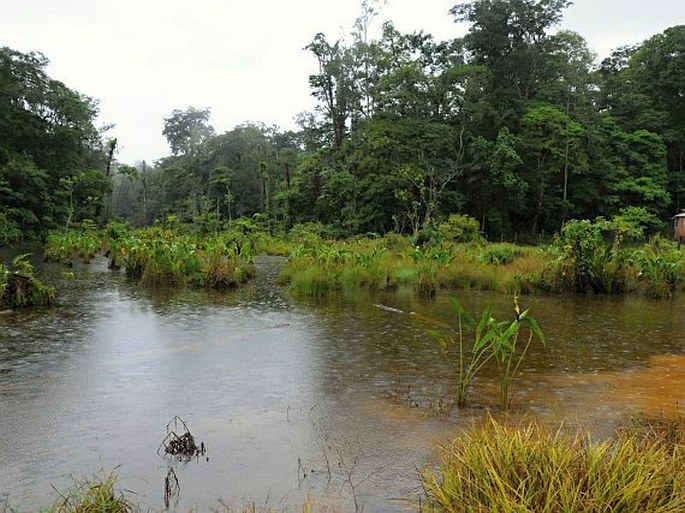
(1, 254), (684, 511)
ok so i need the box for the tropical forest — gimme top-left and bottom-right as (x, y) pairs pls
(1, 0), (685, 511)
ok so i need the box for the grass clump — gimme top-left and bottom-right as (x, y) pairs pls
(45, 227), (102, 265)
(44, 471), (133, 513)
(421, 416), (685, 512)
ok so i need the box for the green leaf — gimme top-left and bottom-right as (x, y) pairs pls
(450, 297), (475, 328)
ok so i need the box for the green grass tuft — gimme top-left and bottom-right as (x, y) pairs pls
(422, 416), (685, 512)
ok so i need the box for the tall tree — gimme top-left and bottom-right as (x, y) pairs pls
(450, 0), (572, 134)
(0, 46), (104, 239)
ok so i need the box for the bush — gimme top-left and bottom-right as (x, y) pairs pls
(437, 214), (483, 244)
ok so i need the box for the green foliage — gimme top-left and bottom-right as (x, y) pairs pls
(430, 299), (495, 407)
(422, 416), (685, 512)
(3, 10), (684, 244)
(433, 296), (544, 409)
(108, 228), (255, 289)
(42, 471), (132, 513)
(633, 236), (683, 298)
(0, 47), (106, 240)
(553, 219), (614, 293)
(549, 216), (683, 296)
(488, 296), (545, 408)
(45, 230), (101, 265)
(436, 214), (483, 244)
(477, 243), (517, 265)
(0, 254), (55, 309)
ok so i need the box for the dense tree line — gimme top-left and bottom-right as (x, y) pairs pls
(0, 47), (112, 242)
(2, 0), (683, 242)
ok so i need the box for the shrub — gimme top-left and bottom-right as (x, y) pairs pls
(437, 214), (483, 244)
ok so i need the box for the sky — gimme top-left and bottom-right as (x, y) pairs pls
(2, 0), (683, 165)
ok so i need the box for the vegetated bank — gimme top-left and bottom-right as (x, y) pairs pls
(43, 220), (273, 290)
(38, 210), (685, 300)
(279, 212), (685, 300)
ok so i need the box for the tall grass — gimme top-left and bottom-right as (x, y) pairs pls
(421, 416), (685, 512)
(281, 225), (685, 299)
(280, 236), (552, 298)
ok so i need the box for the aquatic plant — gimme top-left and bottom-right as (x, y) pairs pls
(45, 228), (102, 265)
(0, 253), (55, 308)
(488, 295), (545, 409)
(421, 416), (685, 512)
(430, 298), (497, 407)
(633, 236), (683, 298)
(548, 217), (685, 297)
(432, 296), (544, 409)
(107, 227), (255, 290)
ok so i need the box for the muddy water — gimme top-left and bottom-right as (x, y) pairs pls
(1, 254), (684, 511)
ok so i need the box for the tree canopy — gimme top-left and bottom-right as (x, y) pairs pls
(3, 2), (683, 243)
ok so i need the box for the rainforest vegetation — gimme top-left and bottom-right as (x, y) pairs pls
(1, 0), (683, 245)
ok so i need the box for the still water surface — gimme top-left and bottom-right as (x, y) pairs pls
(1, 254), (684, 511)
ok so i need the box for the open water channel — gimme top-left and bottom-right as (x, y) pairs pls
(1, 253), (684, 511)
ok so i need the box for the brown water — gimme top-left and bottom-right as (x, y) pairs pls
(0, 254), (684, 511)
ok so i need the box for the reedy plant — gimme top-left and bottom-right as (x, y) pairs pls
(44, 471), (133, 513)
(0, 254), (55, 308)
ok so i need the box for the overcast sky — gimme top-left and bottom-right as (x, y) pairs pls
(2, 0), (683, 164)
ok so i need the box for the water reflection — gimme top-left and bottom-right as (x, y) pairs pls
(0, 254), (683, 511)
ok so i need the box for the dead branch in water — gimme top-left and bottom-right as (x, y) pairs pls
(158, 415), (207, 462)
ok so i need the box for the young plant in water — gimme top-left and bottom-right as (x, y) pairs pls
(431, 298), (497, 407)
(488, 295), (545, 409)
(433, 296), (545, 409)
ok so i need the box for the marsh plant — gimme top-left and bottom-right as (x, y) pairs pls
(44, 223), (102, 265)
(42, 471), (133, 513)
(432, 296), (544, 409)
(0, 253), (54, 308)
(107, 227), (255, 289)
(421, 417), (685, 512)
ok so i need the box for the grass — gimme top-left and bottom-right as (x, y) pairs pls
(279, 236), (553, 298)
(280, 230), (685, 300)
(44, 225), (256, 290)
(42, 220), (685, 298)
(421, 415), (685, 512)
(41, 471), (133, 513)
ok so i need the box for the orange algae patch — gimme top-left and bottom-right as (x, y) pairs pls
(553, 354), (685, 416)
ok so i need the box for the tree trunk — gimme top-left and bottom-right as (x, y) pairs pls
(102, 138), (117, 226)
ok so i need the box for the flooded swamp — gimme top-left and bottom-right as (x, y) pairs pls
(1, 253), (684, 511)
